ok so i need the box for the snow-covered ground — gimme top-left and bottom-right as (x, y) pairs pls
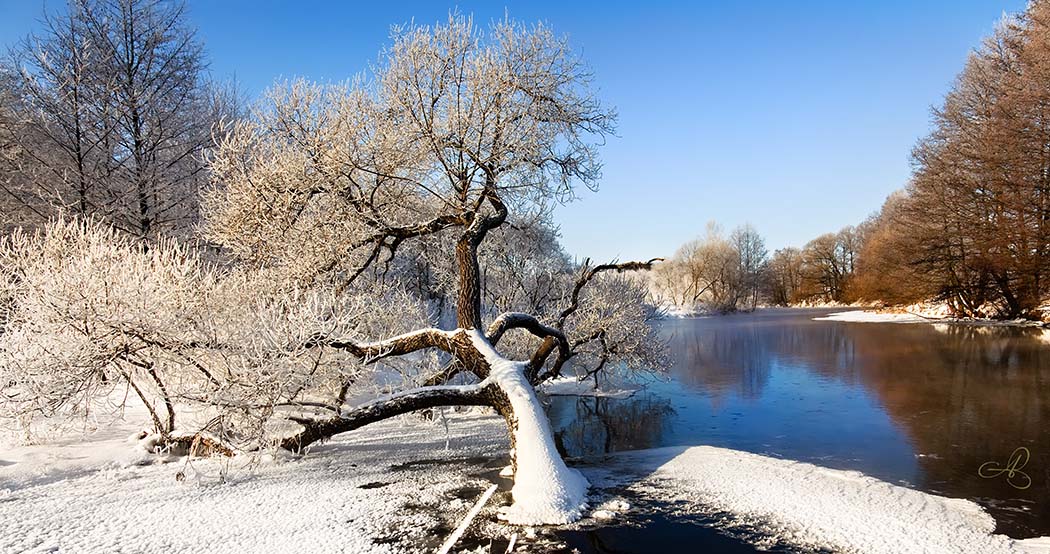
(813, 310), (935, 324)
(602, 446), (1050, 554)
(1, 409), (512, 554)
(816, 309), (1050, 328)
(4, 402), (1050, 553)
(815, 299), (1050, 327)
(816, 306), (1050, 328)
(539, 376), (640, 399)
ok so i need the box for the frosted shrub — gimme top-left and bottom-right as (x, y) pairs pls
(0, 218), (208, 436)
(0, 218), (429, 447)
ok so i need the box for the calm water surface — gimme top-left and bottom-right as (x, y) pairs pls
(548, 308), (1050, 542)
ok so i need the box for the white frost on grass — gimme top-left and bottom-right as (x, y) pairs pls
(815, 302), (1049, 327)
(0, 410), (509, 553)
(467, 330), (589, 525)
(656, 304), (711, 318)
(539, 376), (638, 399)
(611, 446), (1048, 554)
(813, 310), (933, 324)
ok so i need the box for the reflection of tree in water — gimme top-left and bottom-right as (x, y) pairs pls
(840, 323), (1050, 537)
(665, 313), (1050, 536)
(547, 394), (675, 458)
(669, 326), (771, 401)
(663, 314), (859, 402)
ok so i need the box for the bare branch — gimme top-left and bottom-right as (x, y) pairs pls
(280, 382), (494, 451)
(558, 258), (663, 327)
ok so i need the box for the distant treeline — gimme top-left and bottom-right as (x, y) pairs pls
(652, 221), (862, 313)
(855, 2), (1050, 318)
(659, 1), (1050, 319)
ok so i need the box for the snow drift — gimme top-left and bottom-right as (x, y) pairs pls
(613, 446), (1049, 554)
(813, 310), (933, 324)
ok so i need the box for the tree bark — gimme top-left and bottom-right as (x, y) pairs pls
(280, 383), (495, 451)
(456, 235), (483, 329)
(455, 191), (508, 329)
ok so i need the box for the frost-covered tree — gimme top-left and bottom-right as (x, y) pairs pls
(0, 16), (663, 526)
(653, 222), (765, 312)
(730, 224), (768, 310)
(0, 218), (399, 450)
(0, 219), (209, 438)
(203, 15), (664, 525)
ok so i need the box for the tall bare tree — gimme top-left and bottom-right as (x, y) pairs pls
(764, 247), (803, 306)
(81, 0), (220, 237)
(730, 223), (768, 310)
(2, 2), (113, 227)
(0, 66), (36, 233)
(2, 0), (230, 238)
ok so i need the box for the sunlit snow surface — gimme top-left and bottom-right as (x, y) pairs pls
(0, 411), (509, 553)
(3, 404), (1049, 552)
(813, 310), (933, 324)
(602, 446), (1050, 554)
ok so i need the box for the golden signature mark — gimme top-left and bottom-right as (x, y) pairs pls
(978, 447), (1032, 490)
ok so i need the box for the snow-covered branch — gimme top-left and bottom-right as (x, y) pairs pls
(280, 382), (494, 451)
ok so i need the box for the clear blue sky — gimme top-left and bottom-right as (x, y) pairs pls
(0, 1), (1026, 262)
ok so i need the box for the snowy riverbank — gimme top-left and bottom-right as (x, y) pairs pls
(3, 393), (1049, 553)
(539, 376), (640, 399)
(659, 303), (854, 319)
(604, 446), (1050, 554)
(0, 410), (513, 553)
(815, 309), (1050, 327)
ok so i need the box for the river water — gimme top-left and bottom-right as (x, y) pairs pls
(547, 308), (1050, 549)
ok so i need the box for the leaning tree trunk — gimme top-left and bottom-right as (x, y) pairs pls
(451, 211), (587, 521)
(283, 328), (589, 524)
(467, 331), (589, 524)
(279, 205), (654, 524)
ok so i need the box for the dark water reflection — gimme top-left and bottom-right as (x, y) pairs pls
(546, 308), (1050, 539)
(546, 394), (675, 458)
